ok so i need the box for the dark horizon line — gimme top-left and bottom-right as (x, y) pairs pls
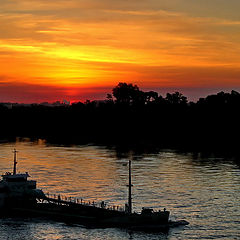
(0, 88), (239, 105)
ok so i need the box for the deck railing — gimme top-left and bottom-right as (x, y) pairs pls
(38, 192), (125, 212)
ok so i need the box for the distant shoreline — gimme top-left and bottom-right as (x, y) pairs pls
(1, 84), (240, 158)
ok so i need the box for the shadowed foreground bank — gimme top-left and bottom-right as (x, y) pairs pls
(0, 83), (240, 155)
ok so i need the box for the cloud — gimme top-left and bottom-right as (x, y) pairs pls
(1, 0), (240, 102)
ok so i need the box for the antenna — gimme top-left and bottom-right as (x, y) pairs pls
(127, 160), (133, 214)
(13, 149), (18, 175)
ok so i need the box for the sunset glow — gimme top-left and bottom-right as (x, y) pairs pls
(1, 0), (240, 102)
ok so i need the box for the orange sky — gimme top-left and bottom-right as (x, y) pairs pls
(1, 0), (240, 102)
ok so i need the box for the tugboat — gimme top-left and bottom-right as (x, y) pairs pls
(0, 150), (188, 231)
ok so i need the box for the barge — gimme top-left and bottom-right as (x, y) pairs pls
(0, 149), (188, 231)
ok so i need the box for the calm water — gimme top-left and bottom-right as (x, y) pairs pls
(0, 140), (240, 240)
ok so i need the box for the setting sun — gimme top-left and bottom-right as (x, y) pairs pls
(1, 0), (240, 102)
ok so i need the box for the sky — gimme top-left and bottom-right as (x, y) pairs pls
(1, 0), (240, 102)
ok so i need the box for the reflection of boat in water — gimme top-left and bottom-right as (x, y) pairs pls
(0, 150), (188, 231)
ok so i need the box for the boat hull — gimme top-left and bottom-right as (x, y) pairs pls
(3, 203), (173, 230)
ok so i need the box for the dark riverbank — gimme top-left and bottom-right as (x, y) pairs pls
(1, 84), (240, 157)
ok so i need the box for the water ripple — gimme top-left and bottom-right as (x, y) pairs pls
(0, 141), (240, 239)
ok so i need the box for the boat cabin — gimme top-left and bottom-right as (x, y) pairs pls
(0, 150), (38, 208)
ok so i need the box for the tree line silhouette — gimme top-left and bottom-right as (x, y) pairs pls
(1, 82), (240, 154)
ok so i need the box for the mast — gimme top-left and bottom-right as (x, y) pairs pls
(128, 159), (133, 214)
(13, 149), (18, 175)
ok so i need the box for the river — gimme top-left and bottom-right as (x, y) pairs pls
(0, 139), (239, 239)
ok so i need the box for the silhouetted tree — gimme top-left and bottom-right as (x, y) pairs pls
(106, 94), (113, 102)
(145, 91), (158, 103)
(165, 92), (188, 105)
(132, 90), (146, 106)
(112, 82), (139, 104)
